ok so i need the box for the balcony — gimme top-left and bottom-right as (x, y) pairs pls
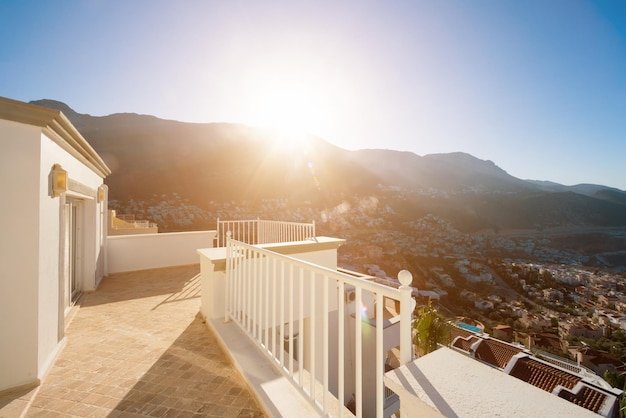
(1, 219), (414, 417)
(108, 210), (159, 235)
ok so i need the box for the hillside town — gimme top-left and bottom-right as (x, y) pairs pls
(109, 192), (626, 389)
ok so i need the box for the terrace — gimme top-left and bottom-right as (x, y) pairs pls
(1, 219), (415, 418)
(0, 265), (264, 417)
(2, 217), (620, 418)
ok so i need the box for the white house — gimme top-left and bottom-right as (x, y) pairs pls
(0, 97), (111, 392)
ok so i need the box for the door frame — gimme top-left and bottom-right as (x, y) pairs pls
(62, 196), (84, 315)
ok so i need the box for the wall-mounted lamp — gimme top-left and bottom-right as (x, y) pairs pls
(51, 164), (68, 197)
(97, 185), (106, 203)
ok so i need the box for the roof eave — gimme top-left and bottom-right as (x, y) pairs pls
(0, 97), (112, 178)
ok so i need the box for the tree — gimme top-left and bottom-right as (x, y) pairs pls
(603, 370), (626, 390)
(413, 301), (451, 356)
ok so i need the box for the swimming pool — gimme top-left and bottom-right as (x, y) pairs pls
(457, 322), (482, 333)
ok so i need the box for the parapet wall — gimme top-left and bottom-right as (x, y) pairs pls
(107, 230), (216, 274)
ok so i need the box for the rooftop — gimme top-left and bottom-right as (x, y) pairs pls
(384, 347), (602, 418)
(449, 330), (622, 417)
(474, 337), (523, 369)
(0, 265), (265, 417)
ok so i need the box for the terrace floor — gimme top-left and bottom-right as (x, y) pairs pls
(0, 265), (265, 418)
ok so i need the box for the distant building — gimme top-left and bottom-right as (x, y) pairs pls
(599, 295), (620, 308)
(573, 346), (626, 377)
(108, 210), (158, 235)
(493, 324), (515, 342)
(529, 332), (563, 353)
(618, 317), (626, 330)
(543, 288), (564, 301)
(474, 299), (494, 310)
(520, 312), (551, 331)
(559, 321), (603, 340)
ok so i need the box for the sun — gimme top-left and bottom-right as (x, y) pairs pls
(249, 76), (328, 143)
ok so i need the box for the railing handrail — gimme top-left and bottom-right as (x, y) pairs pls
(229, 239), (406, 299)
(216, 218), (316, 247)
(257, 219), (316, 227)
(112, 213), (157, 229)
(112, 221), (157, 229)
(225, 236), (414, 417)
(533, 349), (595, 375)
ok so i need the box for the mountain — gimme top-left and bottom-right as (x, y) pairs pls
(525, 180), (625, 197)
(32, 100), (379, 205)
(468, 191), (626, 230)
(31, 99), (626, 231)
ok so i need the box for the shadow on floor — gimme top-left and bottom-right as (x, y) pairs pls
(0, 385), (38, 417)
(109, 314), (265, 417)
(82, 264), (201, 307)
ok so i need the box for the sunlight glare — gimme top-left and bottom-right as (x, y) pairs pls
(249, 76), (329, 143)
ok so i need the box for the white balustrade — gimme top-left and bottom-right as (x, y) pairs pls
(225, 235), (413, 417)
(216, 218), (316, 247)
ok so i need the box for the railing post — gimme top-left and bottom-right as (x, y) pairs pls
(216, 217), (221, 247)
(398, 270), (413, 365)
(224, 231), (232, 322)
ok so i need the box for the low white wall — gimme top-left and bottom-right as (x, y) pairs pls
(107, 230), (216, 274)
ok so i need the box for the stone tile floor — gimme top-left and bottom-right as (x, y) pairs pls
(0, 265), (265, 418)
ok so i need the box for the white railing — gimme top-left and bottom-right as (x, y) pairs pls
(225, 236), (414, 418)
(533, 349), (595, 376)
(112, 213), (157, 229)
(128, 220), (156, 228)
(216, 218), (315, 247)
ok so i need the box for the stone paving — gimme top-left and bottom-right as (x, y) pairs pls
(0, 265), (265, 418)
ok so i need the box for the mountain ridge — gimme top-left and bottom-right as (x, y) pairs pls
(30, 99), (626, 231)
(31, 98), (623, 193)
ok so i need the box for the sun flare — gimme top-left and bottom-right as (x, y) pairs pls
(249, 76), (329, 143)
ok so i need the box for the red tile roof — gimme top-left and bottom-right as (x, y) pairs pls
(452, 335), (479, 352)
(449, 324), (622, 417)
(451, 326), (476, 340)
(474, 338), (523, 369)
(558, 385), (607, 414)
(509, 357), (581, 393)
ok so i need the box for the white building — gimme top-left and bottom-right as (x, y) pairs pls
(0, 97), (111, 392)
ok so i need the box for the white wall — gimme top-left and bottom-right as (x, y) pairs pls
(0, 121), (41, 391)
(0, 118), (107, 392)
(37, 133), (105, 380)
(107, 231), (216, 274)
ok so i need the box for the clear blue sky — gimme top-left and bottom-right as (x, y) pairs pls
(1, 1), (625, 190)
